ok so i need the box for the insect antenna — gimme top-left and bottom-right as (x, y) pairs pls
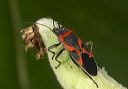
(24, 21), (53, 32)
(52, 12), (56, 28)
(52, 13), (62, 28)
(36, 23), (53, 32)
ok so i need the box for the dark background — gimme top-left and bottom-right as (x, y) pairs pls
(0, 0), (128, 89)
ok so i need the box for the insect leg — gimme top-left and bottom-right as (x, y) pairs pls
(48, 42), (61, 60)
(82, 69), (98, 88)
(86, 41), (93, 52)
(55, 48), (65, 69)
(57, 22), (62, 28)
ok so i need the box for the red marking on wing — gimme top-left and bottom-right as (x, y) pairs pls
(62, 42), (75, 51)
(77, 36), (93, 58)
(57, 29), (74, 51)
(57, 28), (93, 67)
(77, 51), (83, 66)
(59, 29), (72, 39)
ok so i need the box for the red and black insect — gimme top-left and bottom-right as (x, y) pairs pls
(37, 18), (98, 87)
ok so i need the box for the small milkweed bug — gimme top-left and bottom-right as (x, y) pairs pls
(35, 16), (98, 87)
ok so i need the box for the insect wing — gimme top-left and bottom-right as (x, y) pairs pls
(63, 32), (81, 50)
(81, 53), (97, 76)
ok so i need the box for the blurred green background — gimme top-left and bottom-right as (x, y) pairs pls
(0, 0), (128, 89)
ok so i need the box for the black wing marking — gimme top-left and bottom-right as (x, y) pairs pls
(69, 52), (98, 87)
(69, 50), (97, 76)
(69, 50), (79, 61)
(64, 32), (81, 50)
(81, 53), (97, 76)
(63, 32), (97, 75)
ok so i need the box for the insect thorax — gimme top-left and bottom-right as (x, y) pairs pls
(53, 27), (68, 36)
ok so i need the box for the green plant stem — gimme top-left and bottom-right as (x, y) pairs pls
(8, 0), (30, 89)
(37, 18), (126, 89)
